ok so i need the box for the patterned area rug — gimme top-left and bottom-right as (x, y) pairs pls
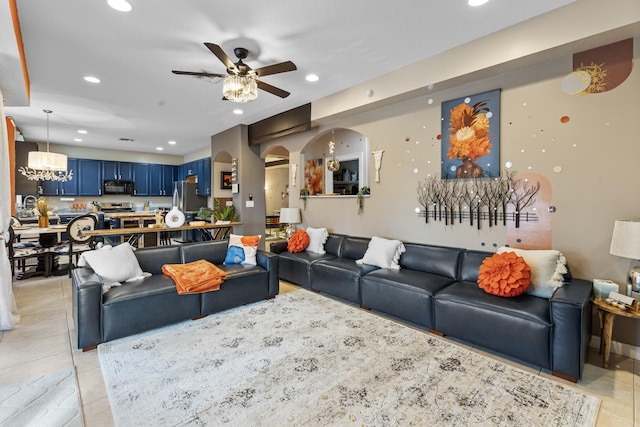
(99, 289), (599, 426)
(0, 367), (84, 426)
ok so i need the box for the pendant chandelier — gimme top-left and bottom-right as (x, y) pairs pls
(326, 130), (340, 172)
(19, 109), (73, 182)
(223, 74), (258, 103)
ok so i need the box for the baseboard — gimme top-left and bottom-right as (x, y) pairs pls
(589, 336), (640, 360)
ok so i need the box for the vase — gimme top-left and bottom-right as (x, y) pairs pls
(38, 216), (49, 228)
(165, 206), (185, 228)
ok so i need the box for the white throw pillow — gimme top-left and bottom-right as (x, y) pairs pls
(305, 227), (329, 254)
(78, 243), (144, 283)
(497, 247), (568, 298)
(356, 236), (407, 270)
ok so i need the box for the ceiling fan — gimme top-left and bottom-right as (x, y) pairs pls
(172, 42), (297, 102)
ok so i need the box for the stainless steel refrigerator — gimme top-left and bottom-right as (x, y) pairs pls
(172, 181), (207, 242)
(172, 181), (205, 212)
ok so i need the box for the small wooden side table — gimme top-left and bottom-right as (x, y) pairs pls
(592, 297), (640, 368)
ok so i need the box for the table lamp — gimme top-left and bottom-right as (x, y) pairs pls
(610, 219), (640, 296)
(279, 208), (301, 240)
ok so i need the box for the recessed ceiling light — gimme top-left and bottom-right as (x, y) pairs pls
(84, 76), (101, 83)
(168, 140), (177, 145)
(107, 0), (132, 12)
(156, 147), (164, 151)
(77, 129), (87, 134)
(306, 74), (319, 82)
(468, 0), (489, 6)
(73, 138), (83, 142)
(233, 109), (243, 115)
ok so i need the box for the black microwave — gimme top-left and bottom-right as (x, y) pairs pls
(103, 180), (134, 195)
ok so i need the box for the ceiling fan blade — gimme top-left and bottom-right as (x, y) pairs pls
(172, 70), (226, 78)
(253, 61), (297, 77)
(204, 42), (236, 72)
(256, 80), (290, 98)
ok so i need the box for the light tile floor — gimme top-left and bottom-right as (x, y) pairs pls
(0, 274), (637, 426)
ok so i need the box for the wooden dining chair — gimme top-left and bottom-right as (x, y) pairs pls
(51, 214), (98, 276)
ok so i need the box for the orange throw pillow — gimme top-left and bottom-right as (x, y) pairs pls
(478, 251), (531, 297)
(288, 229), (310, 253)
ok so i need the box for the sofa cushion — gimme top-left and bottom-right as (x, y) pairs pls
(497, 247), (568, 298)
(78, 243), (144, 283)
(478, 251), (531, 297)
(356, 236), (406, 270)
(400, 243), (463, 279)
(311, 257), (377, 303)
(339, 236), (371, 260)
(306, 227), (329, 254)
(434, 282), (551, 369)
(224, 234), (261, 265)
(288, 229), (310, 253)
(361, 269), (456, 328)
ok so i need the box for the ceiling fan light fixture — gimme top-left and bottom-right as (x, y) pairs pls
(223, 74), (258, 103)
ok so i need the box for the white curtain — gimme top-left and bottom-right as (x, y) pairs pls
(0, 90), (20, 331)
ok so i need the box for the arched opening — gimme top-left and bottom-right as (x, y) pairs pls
(264, 145), (290, 240)
(301, 128), (370, 196)
(211, 151), (236, 222)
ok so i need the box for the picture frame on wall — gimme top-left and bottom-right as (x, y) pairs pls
(441, 89), (501, 179)
(220, 171), (233, 190)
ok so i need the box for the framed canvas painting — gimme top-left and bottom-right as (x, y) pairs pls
(441, 89), (501, 179)
(304, 158), (323, 195)
(220, 171), (232, 190)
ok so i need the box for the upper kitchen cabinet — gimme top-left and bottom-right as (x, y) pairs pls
(77, 159), (103, 196)
(197, 157), (211, 196)
(177, 158), (211, 195)
(149, 164), (177, 196)
(39, 158), (78, 196)
(102, 161), (133, 181)
(132, 163), (150, 196)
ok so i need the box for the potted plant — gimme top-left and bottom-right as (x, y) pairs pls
(356, 186), (370, 215)
(299, 188), (310, 210)
(36, 197), (50, 228)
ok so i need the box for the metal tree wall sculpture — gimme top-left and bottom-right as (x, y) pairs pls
(416, 172), (540, 229)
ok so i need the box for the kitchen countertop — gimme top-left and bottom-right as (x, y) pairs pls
(108, 211), (158, 219)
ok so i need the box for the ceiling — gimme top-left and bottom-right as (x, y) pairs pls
(2, 0), (575, 157)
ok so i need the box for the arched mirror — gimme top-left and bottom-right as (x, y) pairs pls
(301, 128), (369, 196)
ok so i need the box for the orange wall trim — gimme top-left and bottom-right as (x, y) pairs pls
(9, 0), (30, 102)
(7, 117), (16, 215)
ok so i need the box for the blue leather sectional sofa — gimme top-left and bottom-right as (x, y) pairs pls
(72, 240), (279, 350)
(271, 234), (593, 382)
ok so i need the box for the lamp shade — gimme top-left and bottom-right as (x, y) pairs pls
(279, 207), (301, 224)
(610, 220), (640, 259)
(28, 151), (68, 171)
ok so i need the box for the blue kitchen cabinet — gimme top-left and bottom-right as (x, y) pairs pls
(196, 157), (211, 196)
(77, 159), (103, 196)
(38, 158), (78, 196)
(102, 161), (133, 180)
(132, 163), (150, 196)
(149, 164), (176, 196)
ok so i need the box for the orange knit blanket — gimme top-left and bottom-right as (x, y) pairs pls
(162, 260), (227, 295)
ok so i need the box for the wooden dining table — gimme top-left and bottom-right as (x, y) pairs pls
(81, 222), (242, 247)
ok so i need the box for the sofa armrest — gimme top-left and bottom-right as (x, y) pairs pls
(270, 241), (288, 254)
(71, 267), (104, 350)
(257, 250), (280, 297)
(550, 278), (593, 381)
